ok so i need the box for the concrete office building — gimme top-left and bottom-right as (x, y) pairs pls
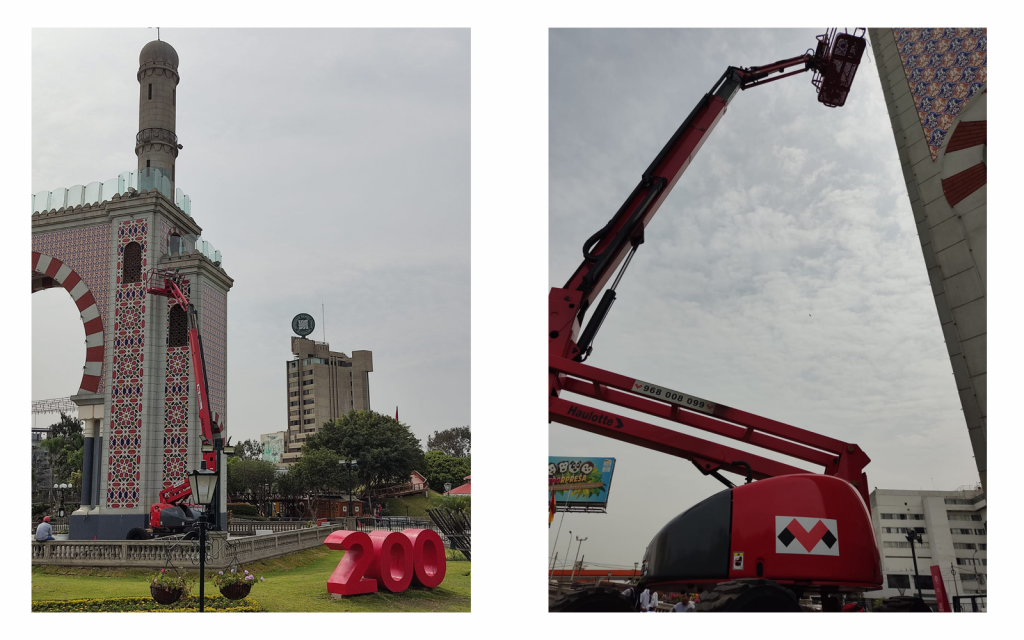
(282, 337), (372, 464)
(868, 486), (986, 609)
(869, 29), (987, 492)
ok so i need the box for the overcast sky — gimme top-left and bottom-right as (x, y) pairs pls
(32, 29), (470, 447)
(548, 29), (980, 571)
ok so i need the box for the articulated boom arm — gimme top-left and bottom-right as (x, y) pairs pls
(147, 268), (225, 506)
(549, 30), (871, 507)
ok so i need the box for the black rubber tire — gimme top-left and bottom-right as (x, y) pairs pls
(874, 596), (931, 612)
(126, 527), (151, 540)
(549, 587), (638, 612)
(181, 530), (199, 541)
(694, 579), (801, 612)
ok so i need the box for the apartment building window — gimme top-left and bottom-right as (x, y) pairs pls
(303, 390), (312, 395)
(290, 408), (298, 415)
(302, 380), (314, 386)
(886, 574), (910, 589)
(958, 572), (978, 581)
(951, 528), (973, 535)
(302, 369), (313, 376)
(289, 419), (299, 426)
(979, 543), (987, 550)
(303, 409), (313, 415)
(956, 557), (984, 566)
(975, 528), (987, 535)
(948, 512), (982, 521)
(289, 361), (297, 369)
(303, 399), (314, 405)
(289, 391), (298, 397)
(881, 513), (925, 520)
(882, 527), (925, 534)
(883, 541), (929, 549)
(288, 372), (299, 378)
(953, 543), (977, 550)
(303, 419), (314, 425)
(914, 575), (934, 591)
(944, 498), (973, 505)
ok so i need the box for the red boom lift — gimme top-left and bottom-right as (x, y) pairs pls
(125, 268), (227, 540)
(548, 30), (898, 611)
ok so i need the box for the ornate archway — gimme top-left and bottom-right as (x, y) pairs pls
(31, 251), (104, 395)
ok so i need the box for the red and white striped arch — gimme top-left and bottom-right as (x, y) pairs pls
(939, 89), (986, 211)
(31, 251), (104, 394)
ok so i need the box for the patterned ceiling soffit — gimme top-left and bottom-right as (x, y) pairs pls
(893, 28), (986, 160)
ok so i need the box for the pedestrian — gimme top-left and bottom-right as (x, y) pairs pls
(672, 594), (690, 612)
(640, 587), (651, 611)
(650, 590), (659, 611)
(35, 516), (55, 542)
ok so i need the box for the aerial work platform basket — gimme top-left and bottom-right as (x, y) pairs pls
(811, 28), (867, 108)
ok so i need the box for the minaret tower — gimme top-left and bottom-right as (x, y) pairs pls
(136, 38), (182, 199)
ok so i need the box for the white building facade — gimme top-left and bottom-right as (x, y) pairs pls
(868, 487), (986, 609)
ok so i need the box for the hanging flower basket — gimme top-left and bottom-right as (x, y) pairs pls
(219, 582), (252, 600)
(150, 585), (183, 605)
(214, 567), (264, 599)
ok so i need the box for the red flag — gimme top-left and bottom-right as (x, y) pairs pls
(395, 406), (399, 421)
(549, 490), (557, 524)
(930, 565), (951, 612)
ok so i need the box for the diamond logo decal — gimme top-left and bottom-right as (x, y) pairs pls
(775, 516), (839, 556)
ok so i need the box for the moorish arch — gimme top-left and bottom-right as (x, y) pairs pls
(31, 252), (105, 395)
(31, 37), (233, 540)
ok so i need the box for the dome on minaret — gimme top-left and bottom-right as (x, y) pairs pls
(139, 40), (179, 69)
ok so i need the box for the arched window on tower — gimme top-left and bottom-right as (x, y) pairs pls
(123, 242), (142, 283)
(169, 233), (181, 256)
(168, 304), (188, 348)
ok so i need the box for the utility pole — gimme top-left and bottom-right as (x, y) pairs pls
(571, 536), (588, 584)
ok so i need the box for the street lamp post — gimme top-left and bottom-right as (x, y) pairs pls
(444, 482), (452, 496)
(338, 460), (358, 522)
(571, 535), (588, 584)
(53, 483), (71, 519)
(905, 528), (923, 598)
(188, 468), (219, 613)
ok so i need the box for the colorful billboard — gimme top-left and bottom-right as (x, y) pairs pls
(549, 456), (616, 514)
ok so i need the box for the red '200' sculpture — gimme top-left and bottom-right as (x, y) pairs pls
(324, 529), (447, 595)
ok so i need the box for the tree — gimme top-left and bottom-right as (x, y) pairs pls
(39, 413), (84, 491)
(290, 448), (343, 519)
(427, 426), (471, 458)
(226, 458), (278, 509)
(431, 493), (471, 516)
(235, 439), (264, 461)
(303, 410), (425, 510)
(424, 450), (471, 494)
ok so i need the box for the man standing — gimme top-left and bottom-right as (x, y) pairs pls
(650, 590), (659, 611)
(35, 516), (54, 542)
(640, 588), (651, 611)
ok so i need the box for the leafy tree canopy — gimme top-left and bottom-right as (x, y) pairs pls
(424, 450), (471, 494)
(226, 458), (278, 499)
(427, 426), (471, 458)
(235, 439), (264, 461)
(303, 410), (425, 499)
(39, 413), (85, 489)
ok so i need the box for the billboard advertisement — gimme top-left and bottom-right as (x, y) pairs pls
(549, 456), (616, 514)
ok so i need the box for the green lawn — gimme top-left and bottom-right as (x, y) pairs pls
(33, 545), (470, 612)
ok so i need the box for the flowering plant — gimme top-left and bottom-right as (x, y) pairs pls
(213, 567), (265, 589)
(150, 568), (192, 593)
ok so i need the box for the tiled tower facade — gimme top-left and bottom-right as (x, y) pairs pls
(869, 28), (986, 493)
(31, 40), (233, 539)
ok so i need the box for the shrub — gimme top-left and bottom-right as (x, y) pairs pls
(227, 503), (261, 518)
(31, 596), (264, 612)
